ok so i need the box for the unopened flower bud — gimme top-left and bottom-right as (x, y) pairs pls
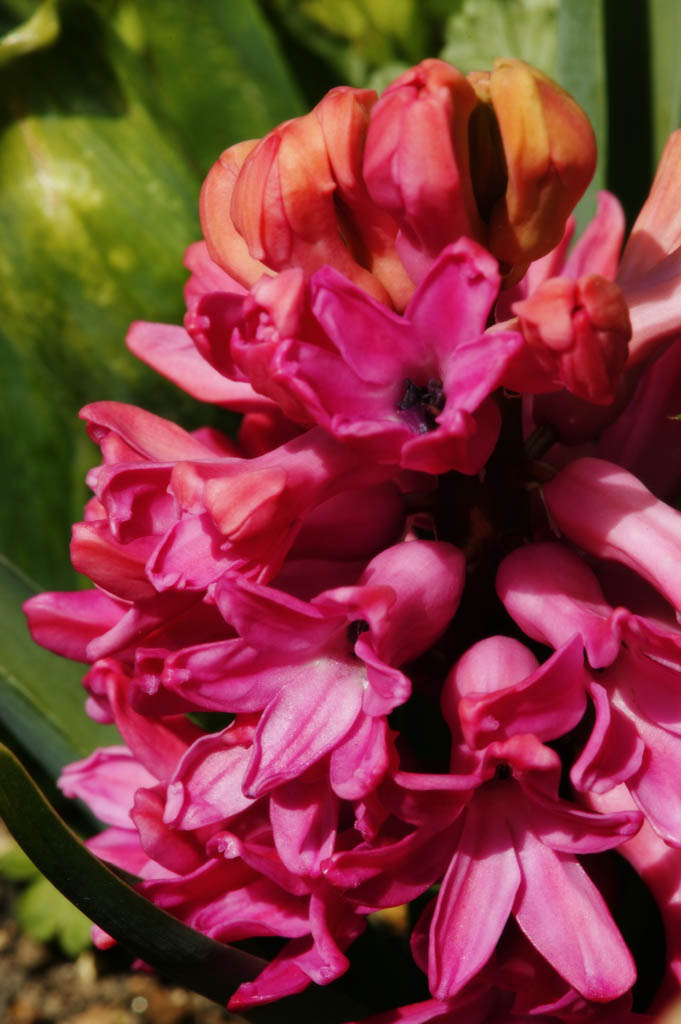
(471, 59), (597, 276)
(199, 140), (271, 289)
(363, 58), (483, 284)
(508, 273), (631, 403)
(202, 91), (404, 307)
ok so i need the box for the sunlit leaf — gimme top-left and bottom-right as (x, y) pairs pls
(648, 0), (681, 161)
(557, 0), (607, 227)
(116, 0), (304, 175)
(440, 0), (558, 77)
(0, 0), (59, 66)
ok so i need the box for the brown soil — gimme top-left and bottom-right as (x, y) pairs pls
(0, 866), (244, 1024)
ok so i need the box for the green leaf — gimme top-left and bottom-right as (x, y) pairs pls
(557, 0), (607, 228)
(0, 3), (231, 589)
(16, 874), (93, 957)
(648, 0), (681, 161)
(0, 743), (368, 1021)
(0, 838), (40, 881)
(116, 0), (304, 176)
(260, 0), (426, 89)
(0, 552), (118, 777)
(440, 0), (558, 77)
(0, 0), (59, 66)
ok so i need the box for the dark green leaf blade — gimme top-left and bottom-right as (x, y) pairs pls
(0, 742), (266, 1004)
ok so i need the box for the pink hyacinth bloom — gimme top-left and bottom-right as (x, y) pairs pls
(497, 541), (681, 846)
(543, 458), (681, 614)
(326, 637), (640, 1004)
(159, 540), (465, 799)
(200, 237), (522, 475)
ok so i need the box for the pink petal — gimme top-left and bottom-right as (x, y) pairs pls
(571, 680), (645, 794)
(513, 828), (636, 999)
(405, 239), (500, 364)
(244, 666), (363, 796)
(58, 746), (155, 828)
(544, 458), (681, 615)
(270, 775), (339, 877)
(127, 321), (273, 410)
(329, 714), (390, 800)
(429, 796), (520, 999)
(164, 730), (255, 829)
(23, 589), (125, 662)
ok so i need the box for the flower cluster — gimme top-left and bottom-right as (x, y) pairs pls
(24, 57), (681, 1021)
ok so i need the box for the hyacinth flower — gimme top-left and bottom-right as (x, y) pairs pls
(188, 237), (523, 475)
(18, 45), (681, 1023)
(57, 676), (368, 1008)
(324, 635), (641, 1004)
(158, 540), (465, 800)
(497, 462), (681, 845)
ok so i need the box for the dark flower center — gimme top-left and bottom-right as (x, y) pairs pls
(347, 619), (370, 648)
(494, 763), (512, 781)
(398, 378), (445, 434)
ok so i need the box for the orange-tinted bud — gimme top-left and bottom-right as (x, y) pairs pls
(315, 88), (414, 309)
(199, 140), (272, 289)
(228, 97), (393, 306)
(471, 59), (597, 276)
(509, 274), (631, 403)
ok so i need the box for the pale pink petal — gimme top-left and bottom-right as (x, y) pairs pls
(58, 746), (155, 828)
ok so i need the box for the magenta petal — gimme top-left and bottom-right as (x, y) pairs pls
(458, 634), (587, 748)
(215, 573), (341, 654)
(23, 589), (125, 661)
(127, 321), (274, 410)
(429, 798), (520, 999)
(229, 938), (314, 1008)
(244, 666), (363, 796)
(496, 542), (621, 669)
(310, 266), (420, 383)
(571, 680), (645, 794)
(164, 639), (290, 713)
(521, 780), (642, 853)
(164, 731), (255, 830)
(513, 828), (636, 999)
(543, 458), (681, 613)
(329, 714), (390, 800)
(405, 239), (500, 363)
(81, 401), (213, 462)
(357, 541), (465, 667)
(270, 775), (339, 877)
(619, 700), (681, 847)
